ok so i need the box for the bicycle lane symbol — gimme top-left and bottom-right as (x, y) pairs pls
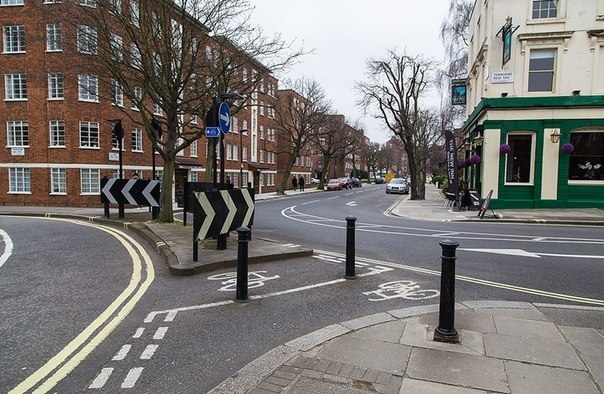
(207, 271), (280, 291)
(363, 280), (440, 301)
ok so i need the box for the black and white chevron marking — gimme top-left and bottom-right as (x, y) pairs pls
(101, 179), (160, 207)
(193, 189), (255, 240)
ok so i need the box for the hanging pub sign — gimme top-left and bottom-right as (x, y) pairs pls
(499, 17), (518, 67)
(451, 79), (466, 106)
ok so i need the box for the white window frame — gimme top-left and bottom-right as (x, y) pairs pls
(528, 48), (556, 93)
(3, 25), (25, 53)
(48, 72), (64, 100)
(76, 0), (95, 7)
(49, 120), (65, 147)
(46, 23), (62, 52)
(78, 74), (99, 102)
(504, 132), (536, 185)
(9, 167), (30, 193)
(131, 86), (142, 110)
(190, 140), (198, 157)
(7, 120), (28, 147)
(1, 0), (25, 5)
(131, 127), (143, 152)
(76, 25), (97, 55)
(130, 0), (140, 27)
(110, 33), (122, 61)
(5, 73), (27, 100)
(79, 121), (100, 148)
(111, 79), (124, 107)
(50, 167), (67, 194)
(80, 168), (100, 194)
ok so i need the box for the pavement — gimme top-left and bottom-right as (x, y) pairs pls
(1, 184), (604, 393)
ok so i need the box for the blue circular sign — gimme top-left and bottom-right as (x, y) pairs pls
(218, 102), (231, 134)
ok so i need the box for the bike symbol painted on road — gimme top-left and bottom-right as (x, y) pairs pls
(207, 271), (280, 291)
(363, 280), (439, 301)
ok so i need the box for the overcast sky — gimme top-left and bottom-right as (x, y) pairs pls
(247, 0), (451, 144)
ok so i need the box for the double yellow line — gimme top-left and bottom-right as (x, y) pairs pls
(10, 219), (155, 394)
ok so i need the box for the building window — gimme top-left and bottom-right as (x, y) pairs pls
(110, 33), (122, 61)
(50, 168), (66, 194)
(46, 23), (62, 51)
(109, 0), (121, 14)
(48, 72), (64, 99)
(77, 25), (97, 55)
(131, 128), (142, 152)
(5, 73), (27, 100)
(77, 0), (95, 6)
(528, 49), (555, 92)
(130, 1), (140, 27)
(131, 86), (142, 110)
(9, 167), (30, 193)
(2, 0), (25, 5)
(190, 113), (197, 124)
(568, 131), (604, 180)
(242, 146), (248, 162)
(505, 134), (533, 183)
(532, 0), (557, 19)
(111, 79), (123, 106)
(7, 120), (28, 147)
(49, 120), (65, 147)
(3, 25), (25, 53)
(153, 102), (163, 116)
(81, 168), (100, 194)
(79, 121), (99, 148)
(78, 74), (98, 102)
(190, 140), (198, 157)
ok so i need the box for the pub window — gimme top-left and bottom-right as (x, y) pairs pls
(505, 134), (533, 183)
(528, 49), (555, 92)
(568, 131), (604, 180)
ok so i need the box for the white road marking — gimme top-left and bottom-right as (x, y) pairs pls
(0, 228), (14, 269)
(112, 345), (131, 361)
(140, 344), (158, 360)
(460, 248), (604, 259)
(153, 327), (168, 340)
(121, 367), (144, 388)
(133, 328), (144, 338)
(88, 368), (113, 389)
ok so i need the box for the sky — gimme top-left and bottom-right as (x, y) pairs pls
(247, 0), (451, 144)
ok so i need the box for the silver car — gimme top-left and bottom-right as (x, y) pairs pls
(386, 178), (409, 194)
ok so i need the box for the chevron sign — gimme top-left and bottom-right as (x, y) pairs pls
(193, 189), (254, 240)
(101, 178), (160, 207)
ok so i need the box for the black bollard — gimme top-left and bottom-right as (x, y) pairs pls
(235, 227), (250, 302)
(345, 216), (357, 279)
(434, 239), (460, 343)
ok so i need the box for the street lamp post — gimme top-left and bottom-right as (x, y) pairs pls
(240, 128), (249, 188)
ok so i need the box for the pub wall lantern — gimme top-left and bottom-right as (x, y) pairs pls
(550, 128), (561, 144)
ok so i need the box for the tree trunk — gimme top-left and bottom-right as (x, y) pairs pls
(157, 157), (175, 222)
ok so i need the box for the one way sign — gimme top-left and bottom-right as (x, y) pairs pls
(193, 188), (254, 240)
(101, 178), (160, 207)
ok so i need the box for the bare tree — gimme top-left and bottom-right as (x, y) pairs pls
(270, 78), (331, 195)
(360, 142), (382, 181)
(56, 0), (304, 222)
(314, 115), (360, 187)
(356, 50), (436, 199)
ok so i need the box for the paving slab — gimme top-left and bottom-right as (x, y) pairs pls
(350, 319), (406, 343)
(493, 315), (565, 340)
(484, 333), (585, 369)
(406, 347), (509, 392)
(578, 354), (604, 390)
(317, 335), (410, 375)
(505, 360), (599, 394)
(399, 322), (484, 356)
(400, 378), (487, 393)
(559, 326), (604, 357)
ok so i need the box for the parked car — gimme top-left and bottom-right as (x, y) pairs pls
(326, 178), (343, 191)
(310, 177), (320, 185)
(374, 176), (385, 184)
(386, 178), (409, 194)
(339, 177), (353, 189)
(351, 177), (362, 187)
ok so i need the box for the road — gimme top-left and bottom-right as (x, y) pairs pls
(1, 186), (602, 392)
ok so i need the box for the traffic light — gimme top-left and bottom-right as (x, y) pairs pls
(112, 120), (124, 140)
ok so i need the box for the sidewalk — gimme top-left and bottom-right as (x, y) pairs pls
(1, 185), (603, 393)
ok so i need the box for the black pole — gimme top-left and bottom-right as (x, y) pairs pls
(434, 239), (460, 343)
(345, 216), (357, 279)
(235, 226), (250, 302)
(117, 130), (124, 219)
(216, 98), (227, 250)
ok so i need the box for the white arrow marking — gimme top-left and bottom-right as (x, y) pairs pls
(142, 181), (159, 207)
(219, 112), (230, 126)
(220, 190), (236, 234)
(346, 201), (357, 206)
(122, 179), (138, 205)
(460, 248), (542, 258)
(196, 192), (215, 240)
(242, 189), (254, 227)
(101, 179), (117, 204)
(461, 248), (604, 260)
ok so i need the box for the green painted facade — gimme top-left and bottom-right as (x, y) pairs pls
(461, 96), (604, 209)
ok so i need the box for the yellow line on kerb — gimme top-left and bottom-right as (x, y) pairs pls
(9, 219), (155, 394)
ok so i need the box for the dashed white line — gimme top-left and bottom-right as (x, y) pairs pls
(89, 368), (113, 389)
(121, 367), (144, 388)
(132, 327), (144, 338)
(112, 344), (131, 361)
(165, 311), (177, 322)
(140, 344), (158, 360)
(153, 327), (168, 340)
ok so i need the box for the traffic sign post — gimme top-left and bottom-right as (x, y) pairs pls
(205, 127), (221, 138)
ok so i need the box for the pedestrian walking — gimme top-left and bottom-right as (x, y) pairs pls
(292, 176), (298, 191)
(298, 175), (305, 191)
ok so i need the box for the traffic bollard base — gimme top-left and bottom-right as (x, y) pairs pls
(433, 327), (460, 344)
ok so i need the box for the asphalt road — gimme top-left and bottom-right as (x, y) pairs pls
(1, 188), (602, 392)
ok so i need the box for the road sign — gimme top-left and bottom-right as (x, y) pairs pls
(193, 188), (254, 240)
(101, 178), (160, 207)
(218, 102), (231, 134)
(205, 126), (221, 137)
